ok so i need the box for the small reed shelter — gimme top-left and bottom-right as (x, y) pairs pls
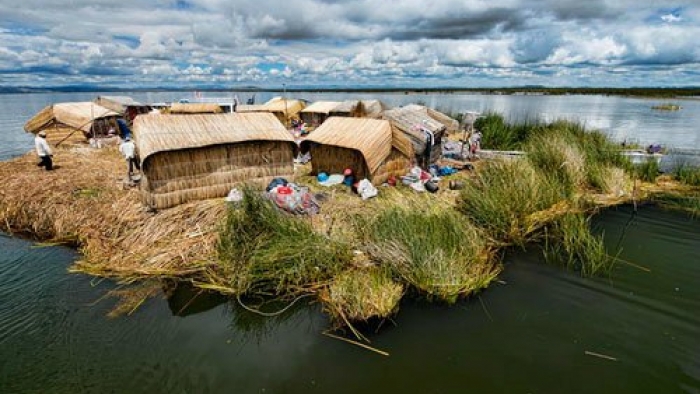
(400, 104), (459, 134)
(24, 102), (121, 145)
(167, 103), (224, 114)
(299, 101), (342, 126)
(95, 96), (151, 124)
(383, 105), (447, 168)
(261, 97), (306, 127)
(135, 113), (296, 210)
(300, 117), (413, 186)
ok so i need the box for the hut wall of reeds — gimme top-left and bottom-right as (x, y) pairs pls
(382, 105), (446, 168)
(168, 103), (224, 114)
(300, 117), (413, 186)
(135, 113), (296, 209)
(24, 102), (121, 145)
(300, 101), (341, 126)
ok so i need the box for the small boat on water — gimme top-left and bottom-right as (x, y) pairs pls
(621, 150), (663, 165)
(475, 149), (664, 165)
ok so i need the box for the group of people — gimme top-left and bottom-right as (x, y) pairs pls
(34, 129), (141, 180)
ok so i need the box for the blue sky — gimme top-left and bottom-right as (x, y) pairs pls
(0, 0), (698, 88)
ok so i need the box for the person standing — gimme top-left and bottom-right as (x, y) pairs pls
(119, 136), (140, 179)
(35, 131), (53, 171)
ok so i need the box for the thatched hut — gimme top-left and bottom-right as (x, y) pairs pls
(300, 101), (341, 126)
(361, 100), (389, 118)
(135, 113), (296, 210)
(168, 103), (224, 114)
(328, 100), (362, 118)
(383, 106), (446, 168)
(300, 117), (413, 186)
(24, 102), (121, 145)
(95, 96), (151, 124)
(261, 97), (306, 127)
(401, 104), (459, 134)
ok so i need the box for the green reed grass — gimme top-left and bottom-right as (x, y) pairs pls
(217, 187), (352, 296)
(323, 267), (404, 322)
(634, 158), (660, 183)
(673, 163), (700, 186)
(358, 207), (496, 304)
(457, 160), (564, 243)
(542, 212), (616, 277)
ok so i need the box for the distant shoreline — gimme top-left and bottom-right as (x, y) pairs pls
(1, 86), (699, 99)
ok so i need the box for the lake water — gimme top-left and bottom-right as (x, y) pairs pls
(1, 91), (699, 162)
(1, 205), (698, 393)
(1, 92), (699, 393)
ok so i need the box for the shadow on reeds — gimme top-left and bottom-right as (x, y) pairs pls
(652, 192), (700, 217)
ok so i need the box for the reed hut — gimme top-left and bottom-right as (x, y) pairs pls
(360, 100), (389, 118)
(383, 106), (446, 168)
(400, 104), (459, 134)
(24, 102), (121, 145)
(300, 101), (341, 126)
(168, 103), (224, 114)
(261, 97), (306, 127)
(135, 113), (296, 210)
(328, 100), (362, 118)
(95, 96), (151, 124)
(300, 117), (413, 186)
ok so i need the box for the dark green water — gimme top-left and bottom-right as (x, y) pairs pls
(1, 204), (698, 394)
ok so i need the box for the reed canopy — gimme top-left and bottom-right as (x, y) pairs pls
(358, 100), (389, 119)
(383, 105), (447, 167)
(168, 103), (224, 114)
(135, 113), (296, 209)
(24, 102), (121, 145)
(300, 101), (342, 126)
(95, 96), (151, 124)
(261, 97), (306, 127)
(401, 104), (459, 133)
(300, 117), (413, 185)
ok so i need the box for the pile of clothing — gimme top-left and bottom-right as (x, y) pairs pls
(265, 178), (320, 215)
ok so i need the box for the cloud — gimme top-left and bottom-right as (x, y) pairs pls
(0, 0), (697, 87)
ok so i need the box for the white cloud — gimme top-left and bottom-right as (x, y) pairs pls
(0, 0), (697, 87)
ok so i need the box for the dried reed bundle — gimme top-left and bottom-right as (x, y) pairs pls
(321, 267), (403, 323)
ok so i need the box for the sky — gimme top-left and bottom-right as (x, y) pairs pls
(0, 0), (698, 89)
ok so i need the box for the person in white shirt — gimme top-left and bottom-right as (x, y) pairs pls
(119, 136), (140, 178)
(34, 131), (53, 171)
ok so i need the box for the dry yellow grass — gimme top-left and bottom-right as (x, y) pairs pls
(0, 145), (222, 281)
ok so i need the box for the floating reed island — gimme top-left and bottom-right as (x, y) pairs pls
(3, 106), (699, 337)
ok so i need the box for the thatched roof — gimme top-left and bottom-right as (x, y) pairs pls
(169, 103), (223, 114)
(302, 117), (412, 174)
(301, 101), (342, 114)
(262, 97), (305, 114)
(330, 100), (360, 114)
(135, 113), (295, 162)
(24, 102), (120, 134)
(236, 104), (266, 113)
(382, 105), (446, 138)
(401, 104), (459, 133)
(361, 100), (389, 118)
(95, 96), (145, 114)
